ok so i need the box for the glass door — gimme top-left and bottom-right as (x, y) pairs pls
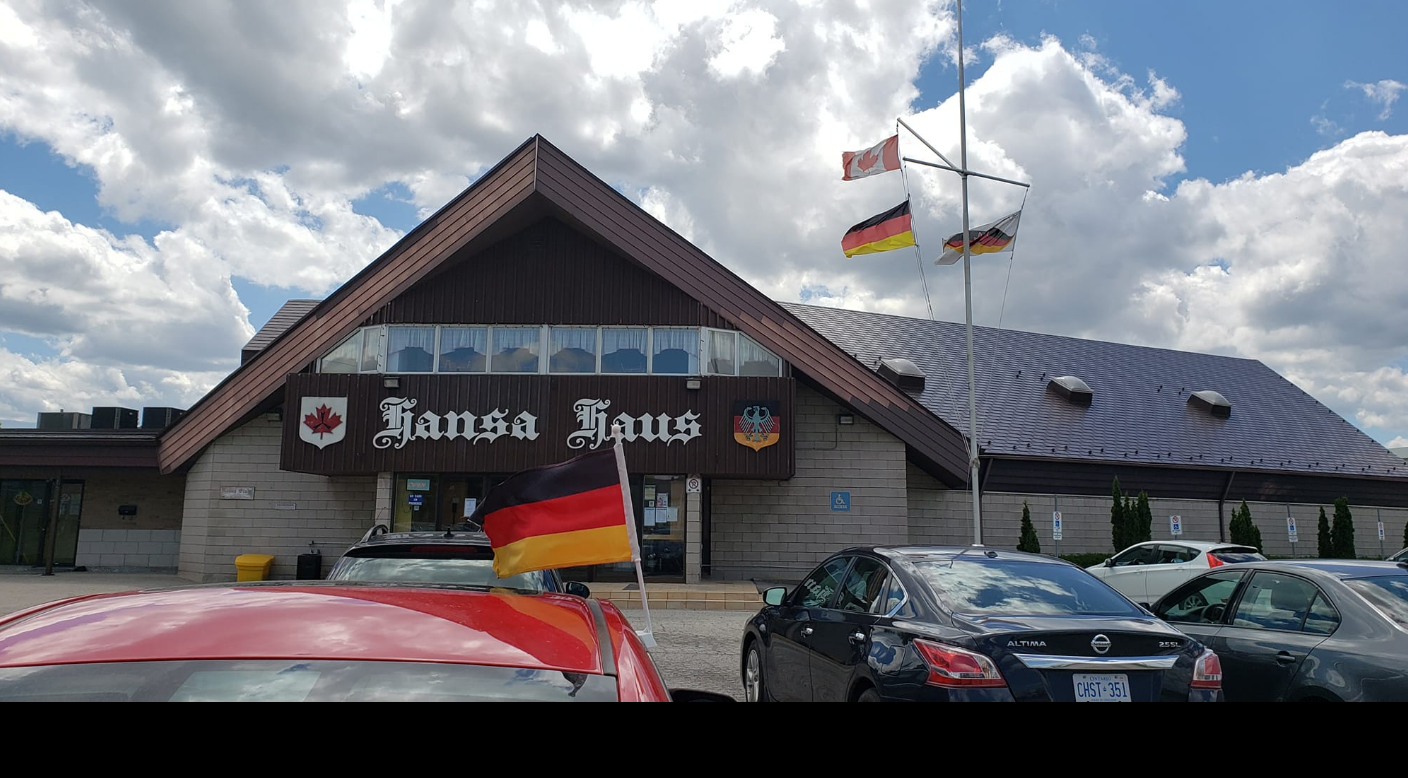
(641, 476), (685, 579)
(0, 480), (51, 566)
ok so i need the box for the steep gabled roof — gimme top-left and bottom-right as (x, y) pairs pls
(783, 302), (1408, 482)
(158, 136), (971, 481)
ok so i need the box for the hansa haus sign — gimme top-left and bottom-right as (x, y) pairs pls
(281, 373), (796, 479)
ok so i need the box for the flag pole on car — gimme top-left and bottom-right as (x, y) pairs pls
(471, 424), (657, 648)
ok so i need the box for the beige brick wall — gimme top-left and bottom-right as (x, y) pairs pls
(710, 386), (907, 582)
(178, 413), (376, 582)
(906, 472), (1408, 560)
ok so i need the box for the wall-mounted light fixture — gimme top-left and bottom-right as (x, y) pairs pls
(383, 376), (401, 390)
(837, 413), (855, 425)
(685, 378), (702, 390)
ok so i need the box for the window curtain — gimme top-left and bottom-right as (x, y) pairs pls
(438, 327), (487, 373)
(737, 334), (781, 376)
(652, 328), (699, 374)
(492, 327), (540, 373)
(602, 328), (647, 373)
(387, 327), (436, 372)
(550, 328), (597, 373)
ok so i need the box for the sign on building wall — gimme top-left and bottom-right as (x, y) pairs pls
(281, 373), (795, 478)
(220, 486), (255, 500)
(831, 491), (851, 511)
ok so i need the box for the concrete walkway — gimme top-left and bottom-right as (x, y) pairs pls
(0, 571), (187, 617)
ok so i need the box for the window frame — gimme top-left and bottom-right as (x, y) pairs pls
(834, 555), (889, 614)
(316, 324), (781, 378)
(790, 556), (855, 609)
(547, 326), (601, 375)
(1225, 570), (1330, 634)
(1154, 569), (1248, 624)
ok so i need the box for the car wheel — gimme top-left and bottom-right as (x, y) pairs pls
(857, 687), (883, 702)
(743, 643), (767, 702)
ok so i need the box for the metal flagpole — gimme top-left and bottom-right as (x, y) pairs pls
(612, 423), (656, 647)
(955, 0), (983, 546)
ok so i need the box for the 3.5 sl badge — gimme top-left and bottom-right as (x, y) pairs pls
(733, 401), (781, 451)
(300, 396), (348, 449)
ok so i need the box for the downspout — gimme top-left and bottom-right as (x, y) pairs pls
(1217, 471), (1237, 543)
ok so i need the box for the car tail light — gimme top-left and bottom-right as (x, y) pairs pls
(1192, 648), (1222, 690)
(913, 639), (1006, 689)
(1206, 553), (1224, 569)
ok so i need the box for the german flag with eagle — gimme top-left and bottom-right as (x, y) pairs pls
(936, 210), (1022, 265)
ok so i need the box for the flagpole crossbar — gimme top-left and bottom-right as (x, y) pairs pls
(900, 157), (1030, 189)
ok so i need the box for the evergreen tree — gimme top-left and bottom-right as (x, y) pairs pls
(1017, 501), (1041, 554)
(1331, 497), (1356, 559)
(1403, 520), (1408, 552)
(1110, 477), (1126, 551)
(1229, 501), (1263, 552)
(1127, 491), (1153, 545)
(1317, 507), (1332, 559)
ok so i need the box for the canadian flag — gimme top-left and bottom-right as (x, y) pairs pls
(841, 135), (901, 181)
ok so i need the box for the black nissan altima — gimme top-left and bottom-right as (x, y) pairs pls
(739, 546), (1223, 702)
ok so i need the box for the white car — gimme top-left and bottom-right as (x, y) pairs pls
(1086, 541), (1265, 604)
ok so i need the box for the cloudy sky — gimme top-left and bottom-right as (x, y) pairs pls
(1, 0), (1406, 447)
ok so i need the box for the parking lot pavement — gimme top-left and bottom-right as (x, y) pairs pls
(620, 608), (750, 700)
(0, 572), (186, 617)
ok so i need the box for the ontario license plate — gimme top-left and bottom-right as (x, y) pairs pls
(1073, 673), (1130, 702)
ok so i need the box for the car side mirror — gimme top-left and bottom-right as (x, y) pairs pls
(763, 587), (786, 607)
(670, 689), (735, 702)
(1104, 558), (1114, 567)
(564, 581), (590, 598)
(1138, 602), (1152, 611)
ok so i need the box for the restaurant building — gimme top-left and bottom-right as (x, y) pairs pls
(3, 136), (1407, 582)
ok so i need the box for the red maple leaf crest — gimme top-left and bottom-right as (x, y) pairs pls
(303, 404), (343, 437)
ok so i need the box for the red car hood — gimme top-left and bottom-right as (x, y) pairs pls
(0, 585), (605, 673)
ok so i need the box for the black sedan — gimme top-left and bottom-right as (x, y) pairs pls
(1151, 559), (1408, 701)
(740, 546), (1223, 702)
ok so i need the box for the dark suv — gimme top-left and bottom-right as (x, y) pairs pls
(326, 524), (589, 597)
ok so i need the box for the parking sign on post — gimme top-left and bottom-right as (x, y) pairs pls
(1052, 511), (1063, 541)
(1170, 515), (1182, 537)
(1287, 515), (1299, 545)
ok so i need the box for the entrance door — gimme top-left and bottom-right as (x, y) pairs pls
(562, 474), (688, 583)
(0, 480), (51, 566)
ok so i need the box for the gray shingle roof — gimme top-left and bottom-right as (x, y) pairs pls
(243, 299), (320, 354)
(781, 302), (1408, 480)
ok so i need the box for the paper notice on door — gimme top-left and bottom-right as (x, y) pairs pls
(663, 507), (678, 524)
(463, 498), (477, 517)
(644, 485), (656, 501)
(655, 493), (668, 509)
(644, 508), (657, 527)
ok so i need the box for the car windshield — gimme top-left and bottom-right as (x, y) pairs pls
(1345, 576), (1408, 628)
(0, 660), (615, 702)
(912, 558), (1142, 616)
(1210, 547), (1267, 564)
(329, 551), (552, 592)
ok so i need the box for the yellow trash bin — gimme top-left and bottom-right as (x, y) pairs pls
(234, 554), (275, 582)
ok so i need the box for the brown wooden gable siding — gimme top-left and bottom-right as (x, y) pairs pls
(159, 136), (969, 483)
(363, 217), (731, 328)
(158, 141), (539, 473)
(531, 142), (969, 484)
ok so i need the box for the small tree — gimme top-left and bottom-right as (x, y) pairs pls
(1126, 491), (1153, 545)
(1331, 497), (1356, 559)
(1017, 501), (1041, 554)
(1110, 477), (1126, 551)
(1403, 520), (1408, 552)
(1229, 500), (1263, 552)
(1316, 507), (1332, 559)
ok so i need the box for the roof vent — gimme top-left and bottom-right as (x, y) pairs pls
(878, 358), (925, 393)
(1047, 375), (1093, 406)
(1188, 390), (1232, 418)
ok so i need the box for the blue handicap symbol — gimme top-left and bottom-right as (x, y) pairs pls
(831, 491), (851, 512)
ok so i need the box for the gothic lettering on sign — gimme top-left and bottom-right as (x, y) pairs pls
(567, 398), (701, 450)
(372, 397), (540, 450)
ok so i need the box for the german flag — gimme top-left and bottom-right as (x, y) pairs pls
(936, 210), (1022, 265)
(841, 200), (916, 257)
(473, 449), (633, 578)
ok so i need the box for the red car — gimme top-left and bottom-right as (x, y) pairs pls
(0, 583), (729, 702)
